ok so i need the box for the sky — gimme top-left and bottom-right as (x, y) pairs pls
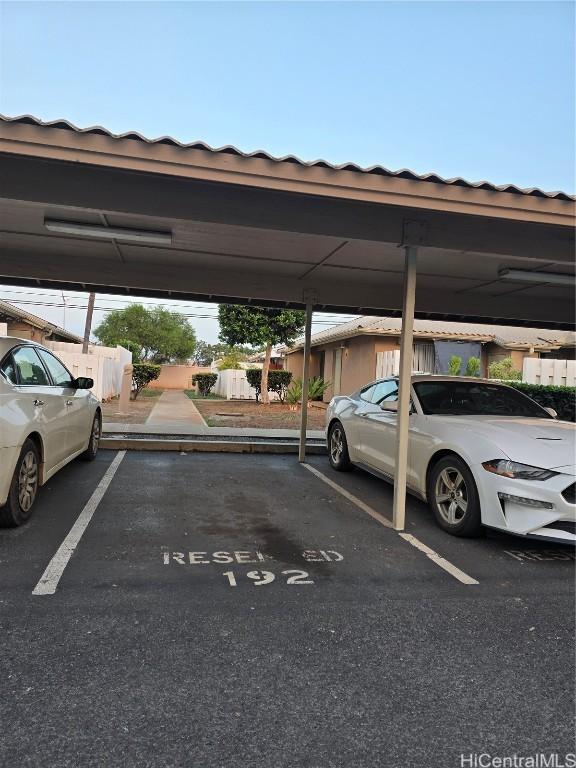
(0, 1), (574, 342)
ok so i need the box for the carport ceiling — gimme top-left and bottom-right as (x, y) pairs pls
(0, 115), (574, 329)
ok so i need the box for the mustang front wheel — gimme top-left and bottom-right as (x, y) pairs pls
(428, 455), (482, 537)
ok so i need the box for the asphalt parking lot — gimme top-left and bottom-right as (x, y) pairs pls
(0, 451), (574, 768)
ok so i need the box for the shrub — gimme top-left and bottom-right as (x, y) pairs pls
(308, 376), (331, 401)
(192, 372), (218, 397)
(507, 382), (576, 422)
(465, 357), (481, 377)
(246, 369), (293, 403)
(269, 370), (293, 403)
(286, 379), (303, 406)
(488, 357), (522, 381)
(131, 363), (161, 399)
(448, 356), (462, 376)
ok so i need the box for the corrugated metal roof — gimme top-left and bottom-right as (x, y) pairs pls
(1, 114), (572, 201)
(285, 316), (576, 351)
(0, 299), (83, 343)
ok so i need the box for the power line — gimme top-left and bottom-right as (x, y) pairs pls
(0, 296), (353, 325)
(0, 286), (359, 321)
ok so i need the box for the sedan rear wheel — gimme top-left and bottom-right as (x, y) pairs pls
(0, 439), (40, 527)
(428, 455), (482, 537)
(328, 421), (352, 472)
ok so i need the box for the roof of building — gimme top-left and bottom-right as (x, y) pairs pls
(0, 299), (84, 344)
(2, 114), (572, 201)
(283, 316), (576, 353)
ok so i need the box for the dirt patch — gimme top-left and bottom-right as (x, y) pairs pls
(101, 397), (157, 424)
(193, 399), (327, 430)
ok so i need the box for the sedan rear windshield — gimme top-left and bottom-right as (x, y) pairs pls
(413, 381), (551, 418)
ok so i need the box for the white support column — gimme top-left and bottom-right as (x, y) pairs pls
(392, 245), (418, 530)
(298, 302), (314, 463)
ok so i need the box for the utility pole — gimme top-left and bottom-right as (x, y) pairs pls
(82, 292), (96, 354)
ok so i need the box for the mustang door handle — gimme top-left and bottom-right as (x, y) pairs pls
(33, 399), (45, 407)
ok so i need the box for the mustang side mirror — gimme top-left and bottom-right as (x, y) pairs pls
(380, 400), (398, 412)
(75, 376), (94, 390)
(543, 407), (557, 419)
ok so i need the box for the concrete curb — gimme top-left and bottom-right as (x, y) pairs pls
(100, 438), (327, 454)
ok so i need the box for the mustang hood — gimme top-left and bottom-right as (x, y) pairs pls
(430, 416), (576, 470)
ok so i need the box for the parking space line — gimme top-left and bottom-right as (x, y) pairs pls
(303, 463), (479, 586)
(303, 463), (394, 528)
(398, 533), (479, 585)
(32, 451), (127, 596)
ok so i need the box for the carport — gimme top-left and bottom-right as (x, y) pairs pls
(0, 114), (574, 529)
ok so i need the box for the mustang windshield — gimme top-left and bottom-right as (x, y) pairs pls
(413, 381), (552, 418)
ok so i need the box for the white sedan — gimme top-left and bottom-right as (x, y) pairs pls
(0, 337), (101, 526)
(327, 376), (576, 542)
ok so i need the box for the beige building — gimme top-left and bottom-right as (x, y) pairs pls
(283, 317), (576, 402)
(0, 299), (83, 344)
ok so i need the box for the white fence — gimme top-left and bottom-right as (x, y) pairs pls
(46, 342), (132, 401)
(523, 358), (576, 387)
(212, 369), (280, 400)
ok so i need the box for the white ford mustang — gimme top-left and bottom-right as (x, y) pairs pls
(0, 337), (101, 527)
(326, 376), (576, 542)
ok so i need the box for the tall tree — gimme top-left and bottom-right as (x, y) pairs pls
(218, 305), (305, 404)
(94, 304), (196, 363)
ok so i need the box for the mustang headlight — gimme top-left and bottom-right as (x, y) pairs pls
(482, 459), (558, 481)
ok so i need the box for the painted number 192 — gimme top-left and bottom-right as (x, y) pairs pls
(223, 570), (314, 587)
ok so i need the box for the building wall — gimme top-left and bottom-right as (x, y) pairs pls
(4, 320), (79, 345)
(285, 334), (573, 397)
(283, 350), (321, 380)
(5, 321), (46, 343)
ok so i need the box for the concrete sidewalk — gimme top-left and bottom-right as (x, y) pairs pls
(105, 390), (326, 439)
(145, 390), (207, 427)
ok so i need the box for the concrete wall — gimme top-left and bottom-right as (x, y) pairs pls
(149, 364), (212, 389)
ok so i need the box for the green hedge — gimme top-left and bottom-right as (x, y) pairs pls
(508, 382), (576, 422)
(246, 369), (293, 402)
(192, 372), (218, 397)
(132, 363), (161, 399)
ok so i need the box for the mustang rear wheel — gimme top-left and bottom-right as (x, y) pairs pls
(328, 421), (352, 472)
(0, 439), (40, 528)
(428, 455), (482, 537)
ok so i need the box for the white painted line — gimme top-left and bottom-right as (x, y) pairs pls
(398, 533), (479, 585)
(32, 451), (126, 596)
(303, 463), (393, 528)
(303, 463), (479, 585)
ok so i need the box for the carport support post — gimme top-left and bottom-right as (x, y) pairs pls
(392, 244), (418, 530)
(298, 301), (314, 462)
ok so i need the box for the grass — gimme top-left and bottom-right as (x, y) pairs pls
(140, 388), (163, 398)
(184, 390), (224, 400)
